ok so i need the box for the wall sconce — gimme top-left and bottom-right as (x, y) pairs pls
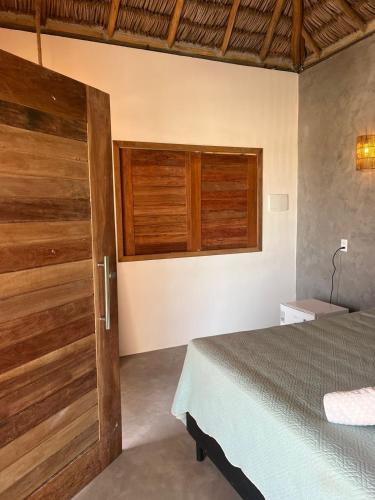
(357, 135), (375, 170)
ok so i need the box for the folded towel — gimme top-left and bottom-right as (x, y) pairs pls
(324, 387), (375, 425)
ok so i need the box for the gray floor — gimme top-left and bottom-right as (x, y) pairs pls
(75, 345), (240, 500)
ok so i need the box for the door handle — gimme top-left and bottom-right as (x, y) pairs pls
(97, 256), (114, 331)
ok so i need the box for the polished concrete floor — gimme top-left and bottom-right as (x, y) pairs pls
(75, 345), (240, 500)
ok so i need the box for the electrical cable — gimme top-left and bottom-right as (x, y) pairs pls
(329, 246), (344, 304)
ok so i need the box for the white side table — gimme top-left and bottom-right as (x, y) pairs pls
(280, 299), (349, 326)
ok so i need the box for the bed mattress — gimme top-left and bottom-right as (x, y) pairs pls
(172, 309), (375, 500)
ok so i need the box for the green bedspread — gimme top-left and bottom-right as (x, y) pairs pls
(172, 309), (375, 500)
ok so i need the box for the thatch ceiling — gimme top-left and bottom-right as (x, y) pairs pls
(0, 0), (374, 71)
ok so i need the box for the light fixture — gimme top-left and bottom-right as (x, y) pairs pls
(356, 135), (375, 170)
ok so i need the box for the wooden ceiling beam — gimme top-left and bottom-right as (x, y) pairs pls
(332, 0), (366, 32)
(260, 0), (286, 61)
(221, 0), (241, 55)
(35, 0), (43, 66)
(291, 0), (303, 68)
(0, 12), (294, 71)
(302, 26), (321, 58)
(107, 0), (121, 38)
(167, 0), (185, 48)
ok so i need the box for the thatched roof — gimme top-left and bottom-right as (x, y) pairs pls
(0, 0), (374, 71)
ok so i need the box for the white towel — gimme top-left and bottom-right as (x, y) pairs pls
(324, 387), (375, 425)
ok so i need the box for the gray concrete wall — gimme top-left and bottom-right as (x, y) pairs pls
(297, 35), (375, 310)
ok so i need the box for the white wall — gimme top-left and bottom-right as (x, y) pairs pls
(0, 29), (299, 355)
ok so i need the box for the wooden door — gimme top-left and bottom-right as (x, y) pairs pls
(0, 49), (121, 498)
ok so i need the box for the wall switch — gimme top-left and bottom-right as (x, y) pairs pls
(268, 194), (289, 212)
(340, 239), (348, 252)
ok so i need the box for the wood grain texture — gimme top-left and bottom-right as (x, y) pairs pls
(260, 0), (286, 61)
(0, 314), (95, 375)
(123, 148), (189, 255)
(0, 415), (98, 499)
(0, 260), (93, 299)
(0, 278), (93, 323)
(0, 197), (91, 223)
(0, 221), (92, 273)
(0, 370), (97, 448)
(0, 336), (95, 388)
(187, 152), (201, 251)
(0, 174), (89, 199)
(121, 149), (136, 256)
(201, 153), (260, 251)
(27, 443), (102, 500)
(0, 49), (86, 121)
(0, 221), (91, 245)
(0, 100), (87, 141)
(247, 155), (259, 247)
(167, 0), (185, 47)
(115, 141), (261, 156)
(115, 142), (263, 260)
(107, 0), (121, 37)
(0, 50), (119, 499)
(0, 336), (95, 397)
(0, 390), (97, 471)
(0, 237), (92, 273)
(0, 124), (88, 162)
(0, 346), (96, 420)
(0, 150), (88, 180)
(113, 142), (125, 262)
(221, 0), (240, 55)
(86, 86), (122, 466)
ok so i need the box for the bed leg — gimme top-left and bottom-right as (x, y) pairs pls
(196, 442), (206, 462)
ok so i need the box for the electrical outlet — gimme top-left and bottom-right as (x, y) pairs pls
(340, 239), (348, 252)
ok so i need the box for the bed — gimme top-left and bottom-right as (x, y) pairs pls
(172, 309), (375, 500)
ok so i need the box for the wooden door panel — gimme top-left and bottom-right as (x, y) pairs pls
(0, 124), (88, 161)
(0, 174), (90, 199)
(0, 389), (98, 471)
(0, 371), (98, 448)
(0, 99), (87, 141)
(0, 150), (88, 179)
(0, 49), (121, 498)
(0, 299), (94, 351)
(0, 49), (87, 121)
(0, 349), (96, 420)
(0, 337), (96, 399)
(0, 260), (93, 299)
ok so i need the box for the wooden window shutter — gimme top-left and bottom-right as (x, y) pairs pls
(115, 143), (262, 260)
(200, 153), (260, 251)
(120, 148), (190, 256)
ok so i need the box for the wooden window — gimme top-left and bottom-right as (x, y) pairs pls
(114, 142), (262, 261)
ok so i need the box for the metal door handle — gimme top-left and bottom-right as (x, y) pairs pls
(97, 256), (113, 331)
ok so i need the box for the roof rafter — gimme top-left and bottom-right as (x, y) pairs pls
(304, 17), (375, 67)
(332, 0), (366, 32)
(221, 0), (241, 56)
(302, 26), (321, 58)
(259, 0), (286, 61)
(291, 0), (303, 68)
(167, 0), (185, 48)
(107, 0), (121, 38)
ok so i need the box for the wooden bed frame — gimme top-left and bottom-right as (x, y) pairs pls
(186, 413), (265, 500)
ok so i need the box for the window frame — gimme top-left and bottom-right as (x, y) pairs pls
(113, 141), (263, 262)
